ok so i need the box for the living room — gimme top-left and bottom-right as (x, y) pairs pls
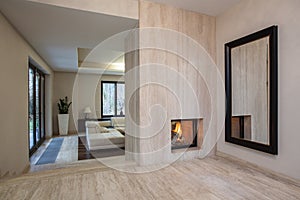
(0, 0), (299, 199)
(0, 0), (139, 170)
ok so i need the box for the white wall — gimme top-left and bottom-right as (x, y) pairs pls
(95, 74), (125, 118)
(216, 0), (300, 179)
(53, 72), (77, 135)
(53, 72), (124, 134)
(75, 73), (124, 120)
(0, 12), (53, 177)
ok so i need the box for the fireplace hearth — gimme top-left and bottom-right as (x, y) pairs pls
(171, 119), (201, 150)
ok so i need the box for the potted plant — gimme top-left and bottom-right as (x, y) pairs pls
(57, 96), (72, 135)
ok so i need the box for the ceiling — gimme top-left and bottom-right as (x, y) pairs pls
(0, 0), (241, 72)
(149, 0), (241, 16)
(0, 0), (138, 72)
(77, 48), (125, 75)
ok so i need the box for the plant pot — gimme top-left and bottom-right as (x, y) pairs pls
(58, 114), (69, 136)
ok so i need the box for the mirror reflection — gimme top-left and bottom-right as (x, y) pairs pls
(225, 25), (278, 154)
(231, 37), (270, 145)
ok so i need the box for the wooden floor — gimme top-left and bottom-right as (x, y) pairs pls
(0, 154), (299, 200)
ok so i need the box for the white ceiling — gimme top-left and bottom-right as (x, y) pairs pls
(0, 0), (241, 72)
(0, 0), (138, 72)
(149, 0), (241, 16)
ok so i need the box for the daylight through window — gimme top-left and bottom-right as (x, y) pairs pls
(101, 81), (125, 117)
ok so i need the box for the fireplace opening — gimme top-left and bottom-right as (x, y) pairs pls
(171, 119), (200, 150)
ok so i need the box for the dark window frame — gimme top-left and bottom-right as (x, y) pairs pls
(101, 81), (125, 118)
(28, 62), (46, 157)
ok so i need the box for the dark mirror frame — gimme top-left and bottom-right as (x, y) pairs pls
(225, 26), (278, 155)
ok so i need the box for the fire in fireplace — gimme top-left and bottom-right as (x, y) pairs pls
(171, 119), (199, 150)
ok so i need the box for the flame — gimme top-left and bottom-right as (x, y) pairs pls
(173, 122), (181, 133)
(173, 122), (183, 143)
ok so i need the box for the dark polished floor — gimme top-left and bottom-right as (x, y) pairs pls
(78, 137), (125, 160)
(78, 137), (94, 160)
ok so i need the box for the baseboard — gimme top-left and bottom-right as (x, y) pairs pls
(22, 164), (30, 174)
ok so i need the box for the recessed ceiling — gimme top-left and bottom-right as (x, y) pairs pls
(149, 0), (241, 16)
(77, 48), (125, 75)
(0, 0), (138, 72)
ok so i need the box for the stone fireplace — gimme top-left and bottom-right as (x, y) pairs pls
(123, 0), (218, 166)
(171, 119), (202, 150)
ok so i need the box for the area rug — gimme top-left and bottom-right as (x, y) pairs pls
(78, 136), (125, 160)
(36, 137), (64, 165)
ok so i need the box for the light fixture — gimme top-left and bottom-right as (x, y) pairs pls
(108, 62), (125, 71)
(84, 107), (92, 119)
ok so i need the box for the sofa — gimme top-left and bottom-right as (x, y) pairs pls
(85, 121), (125, 150)
(111, 117), (125, 134)
(111, 117), (125, 128)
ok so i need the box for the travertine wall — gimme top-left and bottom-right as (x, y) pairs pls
(131, 1), (217, 165)
(125, 28), (140, 161)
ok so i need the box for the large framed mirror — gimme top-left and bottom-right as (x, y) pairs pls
(225, 26), (278, 155)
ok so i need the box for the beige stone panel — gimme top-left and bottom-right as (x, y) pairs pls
(137, 1), (217, 165)
(1, 154), (299, 199)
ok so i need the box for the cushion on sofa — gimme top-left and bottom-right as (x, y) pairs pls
(98, 121), (111, 127)
(88, 129), (125, 147)
(96, 125), (109, 133)
(86, 121), (109, 133)
(111, 117), (125, 127)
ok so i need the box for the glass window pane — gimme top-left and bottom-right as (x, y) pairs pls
(40, 76), (45, 139)
(102, 83), (115, 116)
(28, 65), (46, 155)
(29, 68), (34, 149)
(117, 83), (125, 115)
(35, 72), (40, 142)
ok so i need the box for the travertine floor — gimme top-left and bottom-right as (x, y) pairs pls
(29, 136), (78, 172)
(0, 154), (299, 200)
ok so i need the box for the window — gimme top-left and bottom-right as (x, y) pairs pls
(28, 62), (46, 157)
(101, 81), (125, 117)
